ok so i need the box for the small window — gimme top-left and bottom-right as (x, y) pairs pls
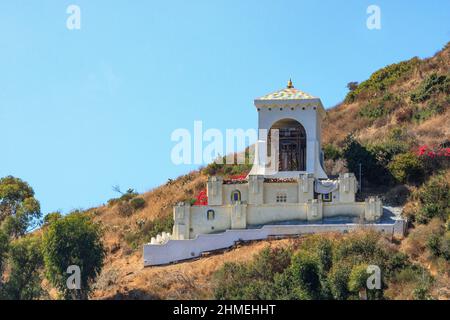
(231, 190), (241, 204)
(206, 209), (215, 220)
(276, 193), (287, 203)
(322, 193), (332, 202)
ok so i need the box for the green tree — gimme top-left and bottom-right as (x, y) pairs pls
(3, 236), (43, 300)
(0, 176), (42, 238)
(289, 251), (323, 299)
(342, 135), (392, 185)
(43, 212), (62, 226)
(347, 82), (359, 92)
(0, 229), (9, 279)
(348, 264), (370, 299)
(42, 212), (105, 300)
(328, 263), (351, 300)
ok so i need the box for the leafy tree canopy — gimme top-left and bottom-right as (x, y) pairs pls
(42, 212), (105, 300)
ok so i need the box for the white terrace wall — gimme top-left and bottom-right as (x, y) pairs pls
(144, 220), (406, 266)
(246, 203), (307, 224)
(323, 203), (365, 218)
(181, 200), (375, 239)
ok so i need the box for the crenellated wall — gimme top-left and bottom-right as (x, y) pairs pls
(172, 173), (383, 240)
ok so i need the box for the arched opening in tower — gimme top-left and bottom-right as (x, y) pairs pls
(268, 118), (306, 172)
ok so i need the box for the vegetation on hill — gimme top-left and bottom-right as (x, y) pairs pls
(0, 42), (449, 300)
(0, 176), (105, 300)
(214, 231), (433, 300)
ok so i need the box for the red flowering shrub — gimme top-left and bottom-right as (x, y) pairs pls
(193, 189), (208, 206)
(417, 145), (450, 158)
(416, 145), (450, 173)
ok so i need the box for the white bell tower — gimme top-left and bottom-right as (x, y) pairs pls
(249, 79), (328, 179)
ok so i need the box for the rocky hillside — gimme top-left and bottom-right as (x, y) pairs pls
(88, 42), (449, 300)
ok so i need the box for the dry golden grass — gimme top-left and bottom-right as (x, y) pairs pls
(91, 238), (294, 300)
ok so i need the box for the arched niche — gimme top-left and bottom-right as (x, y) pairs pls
(268, 118), (306, 172)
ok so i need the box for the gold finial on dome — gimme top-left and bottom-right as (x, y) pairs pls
(287, 78), (294, 89)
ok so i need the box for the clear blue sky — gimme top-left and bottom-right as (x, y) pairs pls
(1, 0), (449, 214)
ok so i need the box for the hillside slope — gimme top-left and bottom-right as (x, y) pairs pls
(323, 43), (450, 147)
(90, 43), (450, 300)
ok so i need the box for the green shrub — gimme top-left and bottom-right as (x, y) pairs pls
(43, 212), (62, 226)
(328, 263), (351, 300)
(213, 231), (417, 300)
(425, 226), (449, 261)
(213, 262), (251, 300)
(412, 173), (450, 224)
(358, 102), (388, 119)
(288, 251), (323, 299)
(124, 215), (174, 249)
(250, 247), (292, 281)
(144, 215), (174, 239)
(342, 135), (393, 185)
(412, 101), (445, 123)
(348, 264), (369, 294)
(213, 247), (293, 300)
(427, 233), (442, 257)
(388, 152), (424, 184)
(107, 189), (139, 207)
(130, 197), (146, 211)
(410, 73), (450, 103)
(413, 286), (434, 300)
(345, 58), (419, 102)
(3, 236), (43, 300)
(323, 144), (343, 161)
(202, 149), (253, 177)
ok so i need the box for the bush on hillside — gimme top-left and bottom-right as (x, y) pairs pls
(323, 144), (343, 161)
(342, 135), (393, 185)
(124, 215), (174, 249)
(130, 197), (146, 211)
(3, 236), (44, 300)
(410, 73), (450, 103)
(406, 173), (450, 224)
(412, 101), (445, 123)
(416, 145), (450, 174)
(43, 212), (62, 226)
(107, 188), (138, 207)
(213, 231), (425, 300)
(345, 58), (419, 102)
(388, 152), (425, 184)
